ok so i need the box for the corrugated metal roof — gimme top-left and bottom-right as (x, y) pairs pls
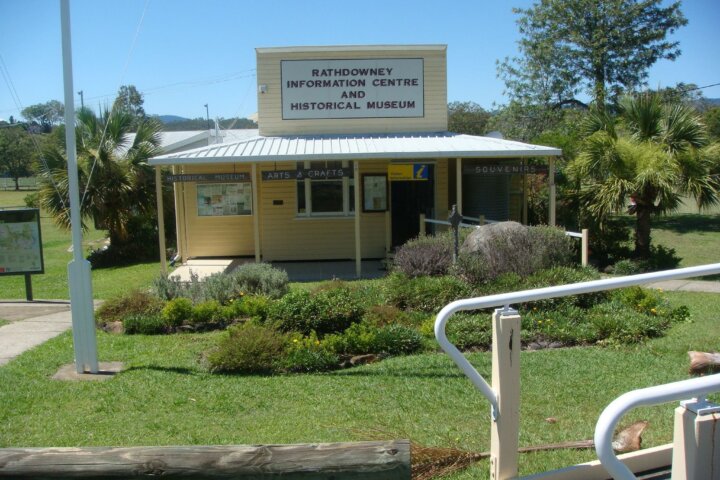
(149, 131), (561, 166)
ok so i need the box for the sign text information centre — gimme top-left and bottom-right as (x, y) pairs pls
(281, 58), (424, 119)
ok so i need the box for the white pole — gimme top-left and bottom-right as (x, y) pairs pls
(61, 0), (98, 374)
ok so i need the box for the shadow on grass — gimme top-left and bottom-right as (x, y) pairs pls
(650, 214), (720, 234)
(123, 365), (198, 376)
(138, 363), (476, 379)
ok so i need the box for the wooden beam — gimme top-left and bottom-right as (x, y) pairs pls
(354, 161), (362, 278)
(252, 163), (261, 263)
(155, 166), (167, 275)
(0, 440), (410, 479)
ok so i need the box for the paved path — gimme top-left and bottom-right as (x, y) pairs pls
(0, 301), (72, 366)
(642, 279), (720, 293)
(0, 278), (719, 368)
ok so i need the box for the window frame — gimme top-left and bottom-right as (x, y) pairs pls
(297, 160), (355, 217)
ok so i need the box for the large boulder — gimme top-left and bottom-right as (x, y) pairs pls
(460, 221), (528, 254)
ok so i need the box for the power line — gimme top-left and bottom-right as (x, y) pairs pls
(0, 53), (68, 210)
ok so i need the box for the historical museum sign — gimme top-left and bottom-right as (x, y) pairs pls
(281, 58), (424, 120)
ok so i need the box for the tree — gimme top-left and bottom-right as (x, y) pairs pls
(0, 126), (35, 190)
(499, 0), (687, 112)
(569, 94), (720, 258)
(447, 101), (491, 135)
(704, 107), (720, 142)
(112, 85), (146, 122)
(21, 100), (65, 131)
(39, 106), (162, 249)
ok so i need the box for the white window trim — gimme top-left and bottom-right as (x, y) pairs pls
(297, 160), (355, 218)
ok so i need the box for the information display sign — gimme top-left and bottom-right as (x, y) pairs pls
(0, 208), (44, 275)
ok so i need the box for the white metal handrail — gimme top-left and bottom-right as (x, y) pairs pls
(595, 374), (720, 480)
(434, 263), (720, 418)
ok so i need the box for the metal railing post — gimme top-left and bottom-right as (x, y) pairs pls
(419, 213), (426, 236)
(490, 307), (521, 480)
(581, 228), (589, 267)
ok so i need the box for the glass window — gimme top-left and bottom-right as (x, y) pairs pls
(297, 161), (354, 216)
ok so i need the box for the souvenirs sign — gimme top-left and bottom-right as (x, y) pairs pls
(463, 164), (549, 175)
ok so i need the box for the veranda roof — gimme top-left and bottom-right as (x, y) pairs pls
(148, 131), (561, 166)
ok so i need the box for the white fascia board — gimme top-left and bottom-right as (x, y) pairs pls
(149, 149), (561, 166)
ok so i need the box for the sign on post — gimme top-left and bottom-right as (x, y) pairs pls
(0, 208), (44, 301)
(388, 164), (429, 181)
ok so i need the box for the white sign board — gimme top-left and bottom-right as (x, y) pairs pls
(0, 209), (44, 275)
(281, 58), (424, 119)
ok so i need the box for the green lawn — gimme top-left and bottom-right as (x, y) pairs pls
(1, 291), (717, 478)
(1, 192), (719, 477)
(0, 190), (162, 300)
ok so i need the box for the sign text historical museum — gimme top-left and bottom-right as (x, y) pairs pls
(281, 58), (424, 120)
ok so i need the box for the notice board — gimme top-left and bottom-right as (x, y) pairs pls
(0, 208), (44, 275)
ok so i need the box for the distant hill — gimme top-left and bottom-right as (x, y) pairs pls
(155, 114), (189, 124)
(152, 115), (257, 131)
(705, 98), (720, 106)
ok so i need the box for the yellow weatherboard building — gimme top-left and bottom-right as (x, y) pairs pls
(149, 45), (561, 277)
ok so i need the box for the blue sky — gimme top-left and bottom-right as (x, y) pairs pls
(1, 0), (719, 122)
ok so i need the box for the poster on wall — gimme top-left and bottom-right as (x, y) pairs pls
(281, 58), (424, 119)
(363, 174), (388, 212)
(0, 208), (44, 275)
(197, 183), (253, 216)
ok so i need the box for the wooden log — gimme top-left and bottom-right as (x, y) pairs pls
(0, 440), (410, 479)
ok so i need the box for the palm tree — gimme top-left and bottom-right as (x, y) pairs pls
(39, 107), (162, 248)
(569, 93), (720, 258)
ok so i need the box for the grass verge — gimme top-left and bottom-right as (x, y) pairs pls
(0, 190), (162, 300)
(0, 291), (717, 478)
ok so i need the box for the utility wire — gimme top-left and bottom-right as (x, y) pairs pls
(81, 0), (151, 209)
(0, 53), (67, 210)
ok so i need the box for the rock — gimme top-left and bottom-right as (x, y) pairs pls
(104, 321), (124, 334)
(350, 354), (379, 366)
(460, 221), (527, 254)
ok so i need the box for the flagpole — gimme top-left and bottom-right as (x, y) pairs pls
(60, 0), (98, 374)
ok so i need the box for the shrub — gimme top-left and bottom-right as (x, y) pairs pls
(234, 295), (271, 321)
(153, 271), (205, 303)
(362, 305), (414, 327)
(267, 284), (364, 336)
(374, 324), (424, 355)
(611, 259), (641, 275)
(153, 263), (289, 305)
(283, 332), (339, 373)
(384, 272), (473, 313)
(201, 273), (239, 305)
(228, 263), (289, 299)
(588, 302), (671, 345)
(190, 300), (227, 326)
(123, 313), (168, 335)
(523, 266), (605, 310)
(445, 313), (493, 350)
(456, 224), (575, 283)
(96, 290), (164, 325)
(207, 324), (286, 374)
(161, 297), (194, 327)
(393, 233), (453, 277)
(24, 192), (39, 208)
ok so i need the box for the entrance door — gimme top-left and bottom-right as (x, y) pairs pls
(391, 164), (435, 248)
